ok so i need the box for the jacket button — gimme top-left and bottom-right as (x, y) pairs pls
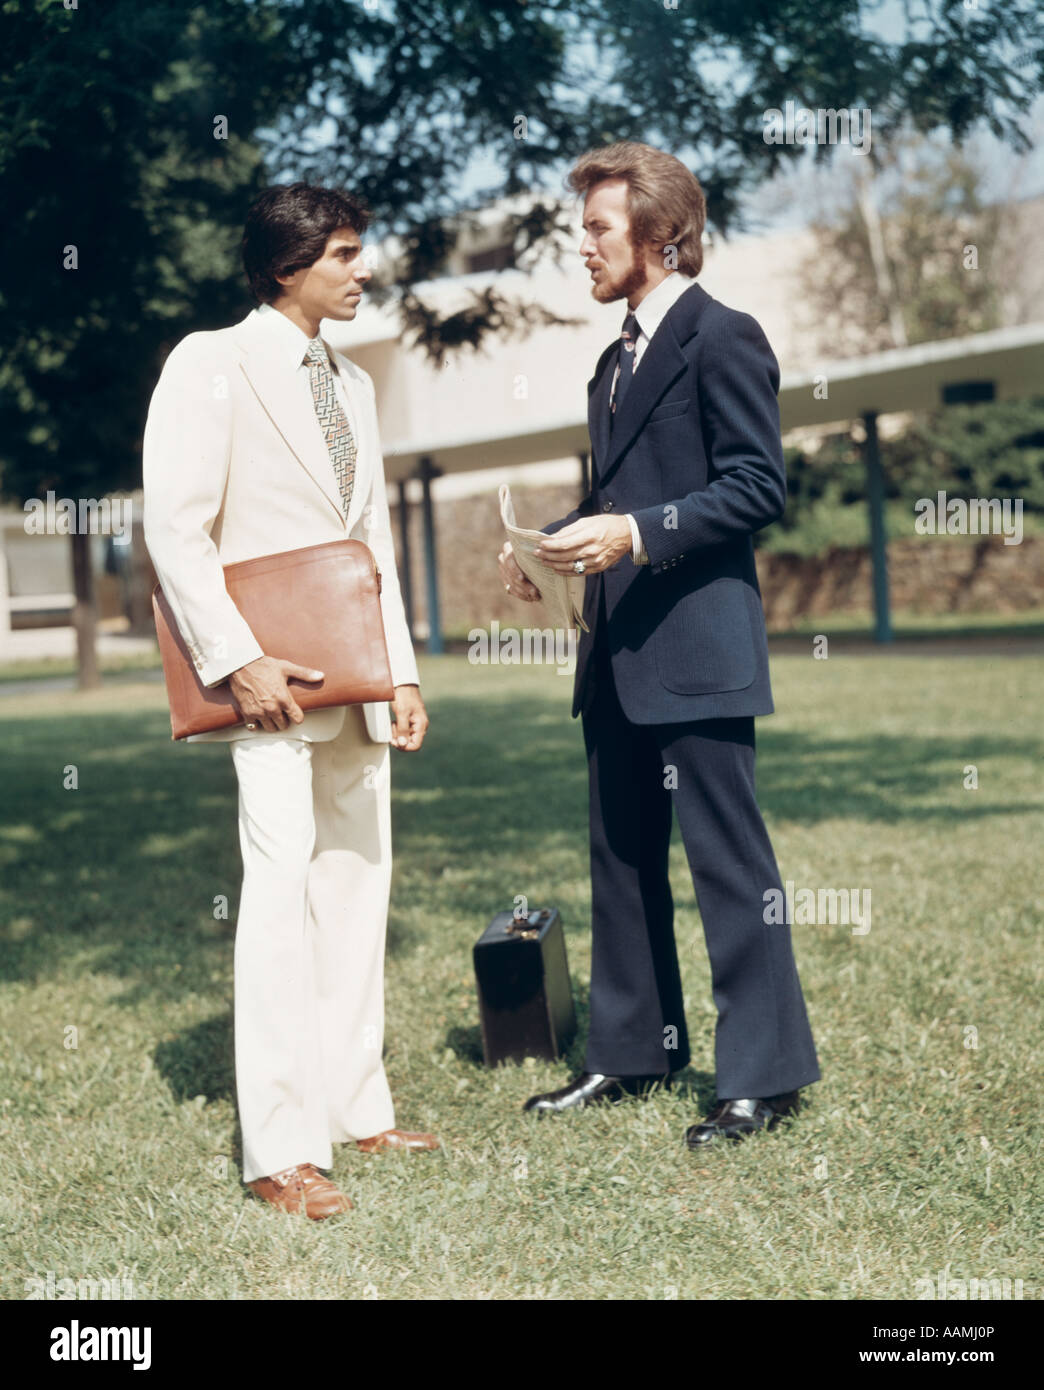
(602, 501), (614, 512)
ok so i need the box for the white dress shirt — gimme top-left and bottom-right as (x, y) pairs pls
(616, 272), (697, 565)
(256, 302), (358, 443)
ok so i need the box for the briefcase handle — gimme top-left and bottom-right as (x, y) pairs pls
(506, 906), (553, 939)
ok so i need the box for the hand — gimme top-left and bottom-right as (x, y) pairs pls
(534, 516), (633, 575)
(390, 683), (429, 751)
(497, 540), (541, 601)
(227, 656), (324, 733)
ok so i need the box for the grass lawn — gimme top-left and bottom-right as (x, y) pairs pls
(0, 647), (1041, 1300)
(773, 606), (1044, 641)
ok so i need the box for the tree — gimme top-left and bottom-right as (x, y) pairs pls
(0, 0), (304, 685)
(2, 0), (1041, 683)
(270, 0), (1044, 357)
(797, 132), (1012, 356)
(779, 131), (1044, 553)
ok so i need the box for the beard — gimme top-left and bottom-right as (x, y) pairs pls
(590, 243), (649, 305)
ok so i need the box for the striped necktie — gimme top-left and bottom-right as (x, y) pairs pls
(305, 338), (357, 517)
(610, 312), (639, 422)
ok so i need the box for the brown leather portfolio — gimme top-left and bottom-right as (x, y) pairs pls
(152, 539), (396, 740)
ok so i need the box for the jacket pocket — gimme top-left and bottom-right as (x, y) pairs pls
(653, 576), (757, 694)
(647, 397), (690, 423)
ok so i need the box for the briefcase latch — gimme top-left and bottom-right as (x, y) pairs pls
(506, 906), (551, 941)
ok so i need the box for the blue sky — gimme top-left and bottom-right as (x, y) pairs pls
(447, 0), (1044, 234)
(278, 0), (1043, 240)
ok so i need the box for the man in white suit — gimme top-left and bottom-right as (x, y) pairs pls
(143, 183), (438, 1221)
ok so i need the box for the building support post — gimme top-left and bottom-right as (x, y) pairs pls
(396, 477), (415, 637)
(418, 455), (444, 655)
(863, 409), (893, 643)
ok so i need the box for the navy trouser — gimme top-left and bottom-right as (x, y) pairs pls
(580, 601), (820, 1097)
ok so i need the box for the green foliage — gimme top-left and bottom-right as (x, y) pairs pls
(0, 0), (301, 501)
(783, 128), (1044, 556)
(801, 134), (1011, 355)
(4, 0), (1043, 505)
(889, 397), (1044, 510)
(770, 399), (1044, 554)
(0, 654), (1040, 1298)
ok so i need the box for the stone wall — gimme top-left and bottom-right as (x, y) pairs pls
(392, 483), (1040, 634)
(755, 535), (1039, 628)
(393, 483), (581, 635)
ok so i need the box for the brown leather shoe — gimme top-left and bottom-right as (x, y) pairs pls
(355, 1128), (440, 1155)
(247, 1164), (352, 1219)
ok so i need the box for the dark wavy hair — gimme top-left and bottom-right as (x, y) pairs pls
(566, 142), (707, 277)
(241, 182), (370, 303)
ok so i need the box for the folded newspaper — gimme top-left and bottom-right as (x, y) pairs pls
(499, 483), (589, 633)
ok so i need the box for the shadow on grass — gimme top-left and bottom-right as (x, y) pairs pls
(0, 690), (1038, 1006)
(155, 1011), (235, 1105)
(444, 975), (731, 1119)
(445, 974), (594, 1072)
(153, 1010), (246, 1172)
(155, 996), (721, 1128)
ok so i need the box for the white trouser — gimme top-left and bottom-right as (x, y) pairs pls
(229, 705), (395, 1183)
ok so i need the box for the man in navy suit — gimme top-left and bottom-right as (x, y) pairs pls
(498, 142), (820, 1147)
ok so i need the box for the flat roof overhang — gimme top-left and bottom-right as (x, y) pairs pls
(381, 321), (1044, 480)
(778, 321), (1044, 432)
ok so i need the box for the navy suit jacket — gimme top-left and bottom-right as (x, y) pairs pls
(544, 280), (785, 723)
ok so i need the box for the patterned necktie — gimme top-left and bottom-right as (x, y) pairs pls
(610, 312), (639, 422)
(305, 338), (356, 518)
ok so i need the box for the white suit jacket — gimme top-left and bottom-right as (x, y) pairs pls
(142, 306), (418, 744)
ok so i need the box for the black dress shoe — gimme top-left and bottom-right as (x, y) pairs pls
(684, 1092), (802, 1148)
(524, 1071), (670, 1115)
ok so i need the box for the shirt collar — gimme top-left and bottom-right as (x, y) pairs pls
(256, 302), (337, 372)
(631, 271), (697, 344)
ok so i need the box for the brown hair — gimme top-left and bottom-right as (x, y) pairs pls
(566, 141), (707, 277)
(242, 182), (370, 303)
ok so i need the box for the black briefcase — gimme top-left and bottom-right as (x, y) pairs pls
(473, 907), (577, 1068)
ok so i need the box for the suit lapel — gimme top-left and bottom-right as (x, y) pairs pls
(591, 282), (712, 491)
(235, 314), (349, 526)
(586, 342), (617, 481)
(332, 354), (374, 535)
(598, 315), (687, 487)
